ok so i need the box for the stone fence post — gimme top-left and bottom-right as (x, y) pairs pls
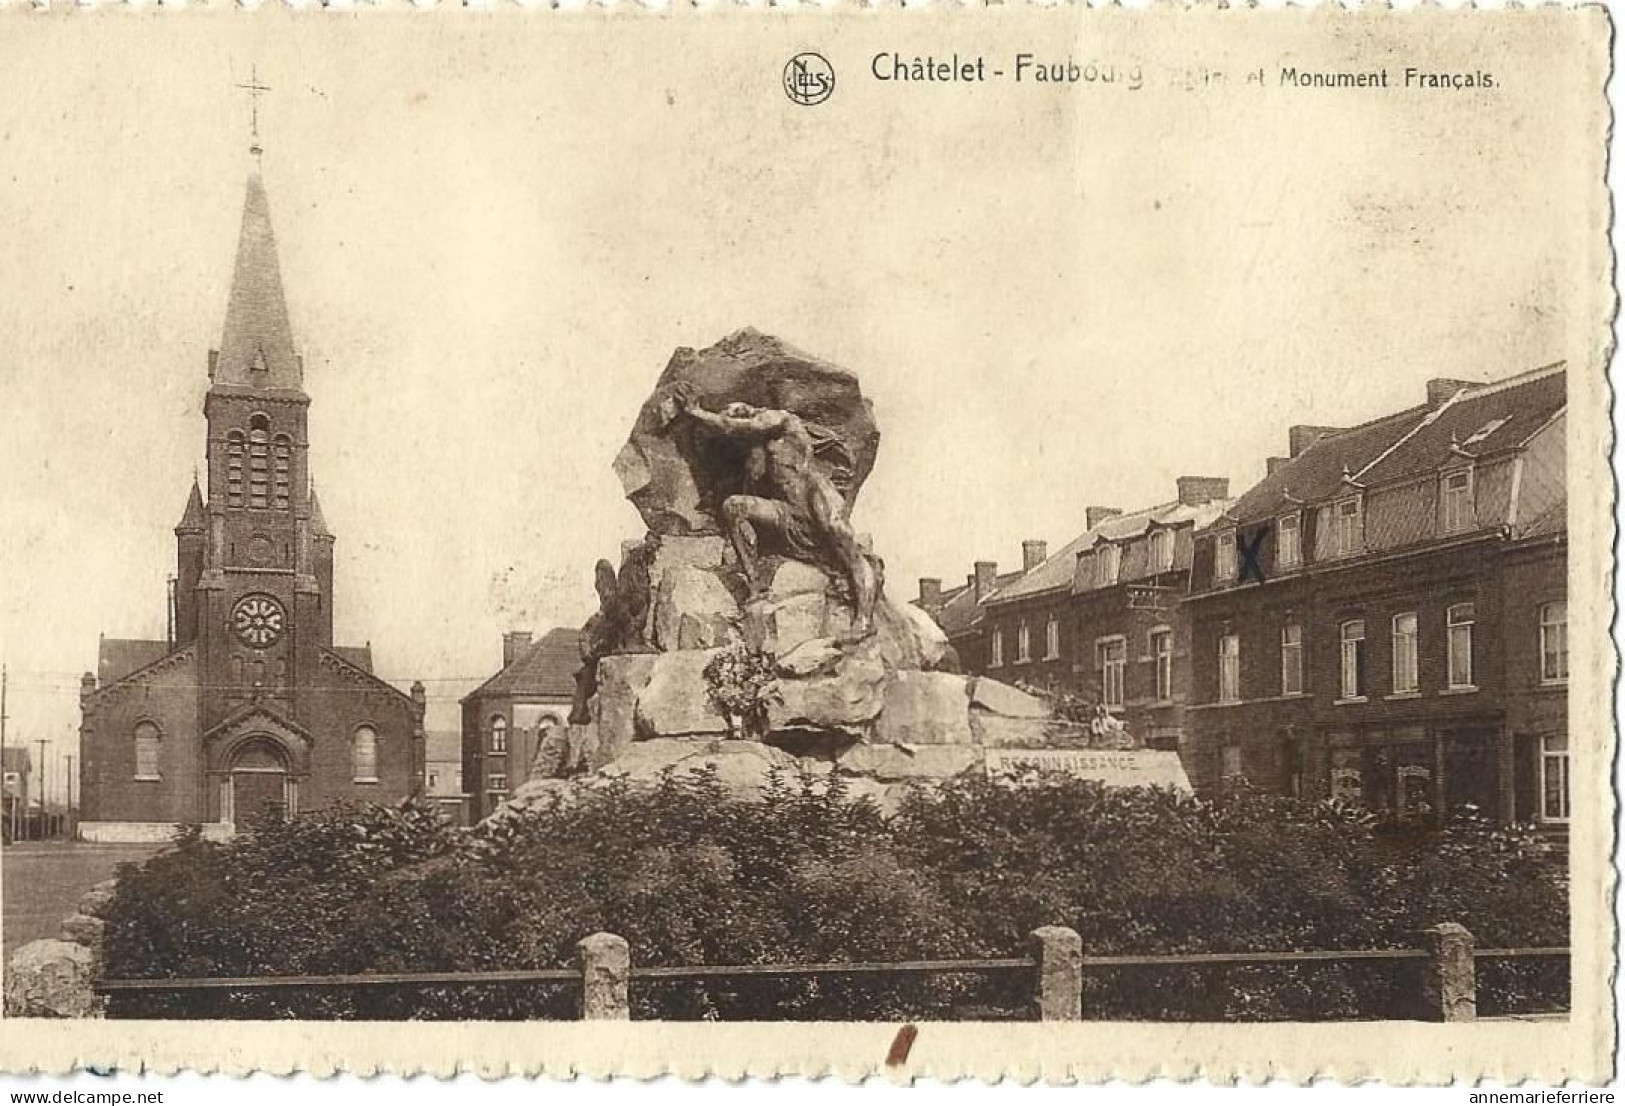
(1030, 925), (1083, 1021)
(1419, 922), (1476, 1022)
(577, 931), (631, 1020)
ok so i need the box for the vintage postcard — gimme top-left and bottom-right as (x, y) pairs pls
(0, 3), (1613, 1086)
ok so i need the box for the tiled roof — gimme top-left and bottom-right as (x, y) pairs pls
(1356, 365), (1565, 488)
(212, 169), (304, 394)
(1519, 494), (1567, 540)
(98, 638), (171, 685)
(1224, 407), (1430, 527)
(989, 498), (1232, 605)
(931, 571), (1024, 637)
(332, 644), (373, 673)
(465, 627), (580, 701)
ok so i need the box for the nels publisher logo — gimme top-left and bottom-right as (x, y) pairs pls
(783, 52), (835, 106)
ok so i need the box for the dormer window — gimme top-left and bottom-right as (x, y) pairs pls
(1214, 531), (1238, 581)
(1441, 469), (1473, 534)
(1277, 513), (1302, 569)
(1332, 497), (1363, 557)
(1097, 544), (1121, 586)
(1150, 529), (1175, 573)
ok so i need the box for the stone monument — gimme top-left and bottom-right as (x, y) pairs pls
(499, 329), (1181, 817)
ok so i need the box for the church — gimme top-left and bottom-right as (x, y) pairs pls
(77, 152), (426, 841)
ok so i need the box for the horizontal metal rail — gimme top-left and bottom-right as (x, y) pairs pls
(95, 947), (1569, 995)
(632, 957), (1034, 981)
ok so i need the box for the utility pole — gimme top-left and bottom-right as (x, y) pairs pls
(36, 739), (47, 841)
(65, 753), (74, 839)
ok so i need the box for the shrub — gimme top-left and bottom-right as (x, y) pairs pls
(101, 775), (1569, 1021)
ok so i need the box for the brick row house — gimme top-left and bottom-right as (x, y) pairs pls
(930, 478), (1233, 754)
(1181, 364), (1567, 828)
(460, 628), (578, 821)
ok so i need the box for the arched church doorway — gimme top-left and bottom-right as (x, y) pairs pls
(223, 735), (296, 825)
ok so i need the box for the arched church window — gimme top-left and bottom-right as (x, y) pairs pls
(134, 721), (162, 781)
(353, 726), (379, 783)
(226, 431), (246, 507)
(248, 415), (271, 509)
(272, 435), (292, 510)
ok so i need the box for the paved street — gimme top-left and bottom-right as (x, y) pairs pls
(2, 842), (162, 956)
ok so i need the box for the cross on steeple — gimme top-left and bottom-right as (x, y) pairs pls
(235, 66), (272, 156)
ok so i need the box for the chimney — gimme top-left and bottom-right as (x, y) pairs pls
(973, 561), (998, 602)
(1021, 540), (1048, 572)
(1289, 425), (1341, 457)
(1175, 477), (1230, 507)
(502, 631), (533, 668)
(918, 577), (943, 611)
(1265, 456), (1290, 476)
(1086, 506), (1123, 530)
(1426, 378), (1476, 406)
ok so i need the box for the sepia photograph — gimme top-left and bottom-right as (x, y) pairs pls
(0, 4), (1612, 1086)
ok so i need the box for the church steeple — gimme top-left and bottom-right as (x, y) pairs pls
(174, 477), (206, 534)
(210, 166), (304, 395)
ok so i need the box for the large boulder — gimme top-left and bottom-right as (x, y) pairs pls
(633, 650), (731, 738)
(766, 639), (887, 738)
(652, 565), (740, 651)
(873, 671), (975, 746)
(3, 939), (102, 1018)
(614, 329), (880, 538)
(591, 653), (659, 768)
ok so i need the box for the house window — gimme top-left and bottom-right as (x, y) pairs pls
(1017, 622), (1032, 664)
(1097, 544), (1121, 587)
(488, 773), (508, 792)
(1280, 623), (1303, 696)
(1333, 497), (1362, 557)
(1540, 735), (1569, 822)
(1221, 744), (1244, 781)
(352, 725), (379, 783)
(1339, 619), (1366, 700)
(1447, 603), (1476, 689)
(1217, 634), (1240, 702)
(1441, 470), (1473, 534)
(1150, 530), (1174, 573)
(133, 721), (161, 780)
(1278, 513), (1302, 568)
(1096, 637), (1126, 708)
(1391, 612), (1419, 694)
(989, 630), (1004, 668)
(1150, 629), (1173, 701)
(1540, 601), (1568, 683)
(1214, 532), (1237, 581)
(490, 715), (508, 753)
(1044, 617), (1060, 661)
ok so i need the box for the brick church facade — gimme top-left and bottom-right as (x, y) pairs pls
(77, 161), (425, 839)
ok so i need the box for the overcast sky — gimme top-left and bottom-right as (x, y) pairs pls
(0, 11), (1605, 798)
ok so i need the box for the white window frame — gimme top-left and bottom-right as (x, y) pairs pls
(1214, 531), (1238, 581)
(1150, 628), (1173, 702)
(487, 773), (508, 792)
(1277, 513), (1302, 569)
(1539, 600), (1568, 684)
(1150, 529), (1175, 573)
(1540, 734), (1569, 823)
(1446, 602), (1476, 690)
(1339, 619), (1366, 701)
(989, 629), (1004, 669)
(1441, 469), (1474, 534)
(1096, 636), (1127, 709)
(1280, 623), (1303, 696)
(1016, 621), (1032, 664)
(1333, 497), (1363, 557)
(1217, 633), (1240, 703)
(1391, 612), (1419, 694)
(489, 714), (508, 753)
(1044, 616), (1061, 661)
